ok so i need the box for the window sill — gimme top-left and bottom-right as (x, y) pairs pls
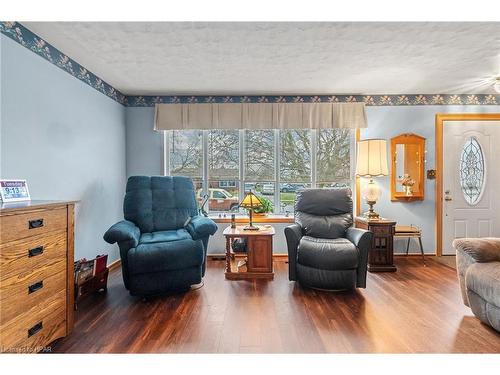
(208, 214), (294, 224)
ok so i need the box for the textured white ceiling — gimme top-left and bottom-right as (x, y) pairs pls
(23, 22), (500, 95)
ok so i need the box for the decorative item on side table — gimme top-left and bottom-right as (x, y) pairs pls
(356, 139), (389, 219)
(74, 254), (109, 310)
(252, 195), (274, 216)
(239, 190), (263, 230)
(223, 225), (275, 280)
(355, 216), (397, 272)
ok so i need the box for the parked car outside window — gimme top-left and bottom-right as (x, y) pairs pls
(261, 183), (275, 195)
(197, 188), (239, 212)
(280, 183), (306, 193)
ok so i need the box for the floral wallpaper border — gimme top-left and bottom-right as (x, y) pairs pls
(127, 93), (500, 107)
(1, 21), (127, 105)
(2, 22), (500, 108)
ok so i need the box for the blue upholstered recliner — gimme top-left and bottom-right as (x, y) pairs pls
(103, 176), (217, 296)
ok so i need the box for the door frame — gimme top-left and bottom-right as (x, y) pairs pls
(435, 113), (500, 256)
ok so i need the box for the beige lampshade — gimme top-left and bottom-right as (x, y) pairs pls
(356, 139), (389, 177)
(239, 191), (263, 209)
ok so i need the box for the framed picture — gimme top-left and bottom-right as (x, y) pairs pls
(0, 179), (31, 202)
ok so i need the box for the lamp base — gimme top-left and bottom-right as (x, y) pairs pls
(363, 200), (380, 220)
(243, 225), (260, 231)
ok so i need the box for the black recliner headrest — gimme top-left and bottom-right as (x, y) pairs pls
(295, 188), (352, 216)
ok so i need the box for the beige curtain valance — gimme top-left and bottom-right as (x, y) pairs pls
(154, 102), (367, 131)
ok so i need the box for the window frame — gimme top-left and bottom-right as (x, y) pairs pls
(163, 129), (355, 214)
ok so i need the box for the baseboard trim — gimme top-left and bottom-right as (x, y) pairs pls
(108, 258), (121, 271)
(394, 252), (438, 257)
(109, 254), (290, 268)
(208, 254), (288, 260)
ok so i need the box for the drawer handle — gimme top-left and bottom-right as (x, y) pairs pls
(28, 246), (44, 257)
(28, 280), (44, 294)
(28, 321), (43, 338)
(29, 218), (44, 229)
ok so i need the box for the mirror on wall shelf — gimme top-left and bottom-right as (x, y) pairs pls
(390, 133), (426, 201)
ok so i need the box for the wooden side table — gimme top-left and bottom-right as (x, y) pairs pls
(355, 216), (397, 272)
(223, 225), (275, 280)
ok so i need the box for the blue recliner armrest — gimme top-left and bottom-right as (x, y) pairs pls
(186, 215), (218, 240)
(103, 220), (141, 247)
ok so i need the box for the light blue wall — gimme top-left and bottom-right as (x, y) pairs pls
(125, 105), (500, 255)
(0, 35), (127, 263)
(362, 105), (500, 254)
(125, 107), (163, 177)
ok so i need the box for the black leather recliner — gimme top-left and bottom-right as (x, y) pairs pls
(284, 188), (372, 290)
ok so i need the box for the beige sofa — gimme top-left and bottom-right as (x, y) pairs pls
(454, 238), (500, 332)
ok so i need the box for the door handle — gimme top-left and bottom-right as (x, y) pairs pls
(444, 189), (452, 201)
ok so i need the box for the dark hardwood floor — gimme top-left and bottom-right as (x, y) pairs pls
(52, 257), (500, 353)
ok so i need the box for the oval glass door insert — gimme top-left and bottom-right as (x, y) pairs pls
(459, 137), (485, 205)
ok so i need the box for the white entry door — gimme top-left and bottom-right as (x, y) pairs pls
(442, 121), (500, 255)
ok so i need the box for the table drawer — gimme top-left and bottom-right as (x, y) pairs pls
(0, 207), (67, 243)
(370, 226), (394, 236)
(0, 230), (67, 281)
(0, 261), (66, 325)
(0, 289), (66, 352)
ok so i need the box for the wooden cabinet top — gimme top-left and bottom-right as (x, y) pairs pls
(223, 225), (275, 236)
(355, 216), (396, 225)
(0, 200), (76, 215)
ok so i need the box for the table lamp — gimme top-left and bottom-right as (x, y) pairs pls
(356, 139), (388, 219)
(239, 190), (263, 230)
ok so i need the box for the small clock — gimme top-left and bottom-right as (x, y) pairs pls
(0, 179), (31, 202)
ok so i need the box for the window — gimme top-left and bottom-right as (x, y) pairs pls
(219, 181), (236, 188)
(170, 130), (203, 178)
(245, 130), (275, 181)
(279, 130), (312, 212)
(208, 130), (239, 212)
(317, 129), (351, 183)
(165, 129), (354, 214)
(280, 130), (311, 182)
(459, 137), (485, 205)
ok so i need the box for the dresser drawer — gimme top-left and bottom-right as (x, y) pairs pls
(0, 289), (66, 352)
(0, 230), (67, 281)
(0, 207), (67, 243)
(0, 261), (66, 325)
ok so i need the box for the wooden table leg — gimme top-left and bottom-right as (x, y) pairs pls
(225, 236), (231, 274)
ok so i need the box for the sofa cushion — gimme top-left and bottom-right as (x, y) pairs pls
(297, 236), (358, 270)
(466, 262), (500, 308)
(453, 238), (500, 263)
(139, 229), (192, 244)
(128, 238), (204, 275)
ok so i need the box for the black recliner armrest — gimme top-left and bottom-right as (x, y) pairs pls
(346, 227), (372, 288)
(284, 224), (303, 281)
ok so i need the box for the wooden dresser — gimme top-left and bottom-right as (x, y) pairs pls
(0, 200), (75, 353)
